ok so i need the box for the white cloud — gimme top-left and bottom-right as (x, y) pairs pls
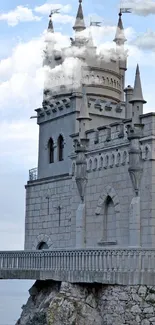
(0, 120), (38, 166)
(34, 3), (74, 25)
(122, 0), (155, 16)
(0, 30), (71, 118)
(35, 3), (72, 15)
(52, 13), (74, 24)
(0, 6), (41, 26)
(134, 30), (155, 50)
(0, 37), (44, 116)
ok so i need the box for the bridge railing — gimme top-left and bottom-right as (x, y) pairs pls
(0, 248), (154, 272)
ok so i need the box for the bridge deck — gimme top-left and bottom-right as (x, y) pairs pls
(0, 248), (154, 285)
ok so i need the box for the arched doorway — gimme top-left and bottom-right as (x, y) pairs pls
(37, 241), (49, 250)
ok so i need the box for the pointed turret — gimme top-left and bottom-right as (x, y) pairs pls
(114, 12), (127, 101)
(73, 0), (86, 32)
(48, 16), (54, 33)
(130, 65), (146, 104)
(129, 64), (146, 124)
(114, 11), (126, 45)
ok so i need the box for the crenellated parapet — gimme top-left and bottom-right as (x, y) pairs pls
(35, 96), (72, 123)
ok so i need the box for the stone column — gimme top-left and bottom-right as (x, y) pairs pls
(124, 85), (133, 119)
(128, 125), (143, 247)
(76, 203), (86, 248)
(75, 141), (88, 248)
(129, 196), (140, 246)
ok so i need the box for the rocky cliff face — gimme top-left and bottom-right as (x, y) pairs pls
(16, 281), (155, 325)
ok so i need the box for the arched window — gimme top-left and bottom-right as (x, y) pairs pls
(122, 151), (127, 165)
(104, 155), (109, 169)
(58, 135), (64, 161)
(102, 76), (105, 84)
(104, 196), (116, 241)
(96, 75), (100, 84)
(99, 156), (103, 169)
(48, 138), (54, 164)
(116, 152), (121, 166)
(89, 159), (92, 171)
(145, 146), (149, 160)
(37, 241), (49, 250)
(94, 158), (98, 170)
(111, 154), (115, 167)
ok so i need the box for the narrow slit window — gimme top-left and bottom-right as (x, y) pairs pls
(48, 138), (54, 164)
(58, 135), (64, 161)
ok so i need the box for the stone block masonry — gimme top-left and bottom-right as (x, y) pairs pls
(16, 280), (155, 325)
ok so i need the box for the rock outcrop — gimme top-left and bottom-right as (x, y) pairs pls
(16, 281), (155, 325)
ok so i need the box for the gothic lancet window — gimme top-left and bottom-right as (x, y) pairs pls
(48, 138), (54, 164)
(104, 196), (116, 242)
(58, 135), (64, 161)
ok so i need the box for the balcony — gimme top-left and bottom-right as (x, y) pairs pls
(29, 168), (38, 181)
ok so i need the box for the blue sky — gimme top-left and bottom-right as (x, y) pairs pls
(0, 0), (155, 249)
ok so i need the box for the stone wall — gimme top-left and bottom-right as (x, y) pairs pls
(25, 143), (153, 249)
(25, 175), (72, 250)
(16, 281), (155, 325)
(25, 113), (155, 250)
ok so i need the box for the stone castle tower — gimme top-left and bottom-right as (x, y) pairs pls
(25, 0), (154, 251)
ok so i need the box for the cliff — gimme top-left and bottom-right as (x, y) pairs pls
(16, 280), (155, 325)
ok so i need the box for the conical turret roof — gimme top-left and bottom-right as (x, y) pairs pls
(48, 14), (54, 33)
(114, 11), (126, 44)
(130, 64), (146, 104)
(73, 0), (86, 32)
(77, 85), (91, 121)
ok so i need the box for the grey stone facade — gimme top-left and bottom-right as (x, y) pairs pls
(24, 2), (155, 252)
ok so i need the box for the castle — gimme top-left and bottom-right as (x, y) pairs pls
(24, 0), (154, 253)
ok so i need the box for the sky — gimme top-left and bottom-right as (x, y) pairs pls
(0, 0), (155, 249)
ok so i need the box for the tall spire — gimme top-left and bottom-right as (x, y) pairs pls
(73, 0), (86, 32)
(130, 65), (146, 104)
(114, 11), (126, 45)
(48, 13), (54, 33)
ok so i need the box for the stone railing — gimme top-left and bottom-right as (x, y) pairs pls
(29, 168), (38, 181)
(0, 248), (155, 285)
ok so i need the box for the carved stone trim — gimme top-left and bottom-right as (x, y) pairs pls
(32, 234), (53, 250)
(95, 186), (121, 217)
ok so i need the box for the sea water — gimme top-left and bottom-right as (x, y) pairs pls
(0, 280), (34, 325)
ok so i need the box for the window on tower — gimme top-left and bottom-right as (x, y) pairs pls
(48, 138), (54, 164)
(58, 135), (64, 161)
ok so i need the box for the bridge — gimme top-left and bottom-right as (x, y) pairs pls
(0, 248), (155, 285)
